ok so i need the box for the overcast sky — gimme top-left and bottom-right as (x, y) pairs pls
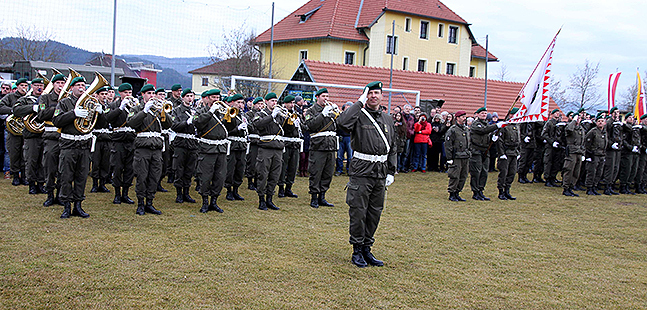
(3, 0), (646, 104)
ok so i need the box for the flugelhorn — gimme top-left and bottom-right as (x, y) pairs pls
(212, 100), (239, 122)
(73, 72), (108, 134)
(325, 100), (341, 118)
(58, 68), (82, 101)
(25, 71), (49, 97)
(6, 115), (24, 136)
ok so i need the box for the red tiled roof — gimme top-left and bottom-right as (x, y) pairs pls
(356, 0), (468, 28)
(471, 44), (498, 61)
(189, 58), (249, 75)
(300, 60), (555, 115)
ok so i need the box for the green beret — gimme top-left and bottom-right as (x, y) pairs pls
(596, 114), (604, 121)
(225, 96), (232, 103)
(265, 92), (277, 100)
(70, 76), (86, 86)
(576, 107), (585, 115)
(31, 78), (44, 84)
(566, 111), (574, 117)
(51, 74), (66, 83)
(15, 78), (29, 86)
(609, 106), (618, 113)
(475, 107), (487, 114)
(171, 84), (182, 91)
(625, 112), (634, 119)
(200, 91), (208, 98)
(155, 87), (165, 94)
(181, 88), (194, 97)
(140, 84), (155, 93)
(283, 95), (295, 103)
(551, 108), (560, 115)
(509, 107), (519, 115)
(315, 88), (328, 96)
(96, 86), (110, 93)
(366, 81), (382, 91)
(209, 89), (221, 95)
(118, 83), (132, 92)
(230, 94), (244, 101)
(605, 115), (611, 119)
(253, 97), (264, 104)
(641, 114), (647, 120)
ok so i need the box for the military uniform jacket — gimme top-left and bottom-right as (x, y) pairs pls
(580, 120), (594, 133)
(106, 98), (136, 142)
(305, 102), (337, 151)
(605, 118), (623, 150)
(193, 106), (229, 154)
(337, 101), (396, 178)
(585, 127), (607, 157)
(224, 115), (248, 152)
(445, 124), (471, 160)
(170, 96), (183, 108)
(469, 118), (498, 152)
(641, 126), (647, 153)
(497, 123), (521, 157)
(281, 110), (302, 149)
(535, 121), (546, 145)
(246, 109), (260, 145)
(520, 122), (536, 149)
(127, 104), (172, 150)
(252, 107), (285, 150)
(37, 92), (61, 140)
(541, 118), (559, 145)
(555, 121), (567, 146)
(0, 91), (23, 116)
(13, 95), (41, 139)
(170, 104), (198, 150)
(52, 95), (108, 149)
(564, 120), (585, 155)
(621, 123), (641, 152)
(91, 100), (112, 141)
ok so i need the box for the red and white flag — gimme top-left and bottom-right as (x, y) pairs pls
(509, 29), (560, 123)
(608, 72), (621, 112)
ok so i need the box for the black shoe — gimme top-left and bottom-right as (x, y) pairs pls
(277, 185), (285, 198)
(533, 176), (545, 183)
(592, 187), (601, 195)
(310, 194), (319, 208)
(498, 189), (508, 200)
(43, 191), (55, 207)
(175, 187), (184, 203)
(167, 174), (174, 184)
(351, 245), (368, 268)
(209, 196), (224, 213)
(284, 185), (298, 198)
(545, 180), (556, 187)
(455, 192), (466, 201)
(248, 178), (256, 191)
(563, 188), (575, 197)
(200, 196), (210, 213)
(12, 176), (20, 186)
(226, 187), (235, 201)
(258, 195), (267, 210)
(36, 183), (46, 194)
(156, 182), (167, 192)
(112, 187), (122, 204)
(71, 201), (90, 218)
(144, 199), (162, 215)
(603, 186), (613, 195)
(136, 199), (145, 215)
(318, 192), (334, 207)
(183, 187), (196, 203)
(232, 187), (245, 200)
(90, 178), (99, 193)
(121, 187), (135, 204)
(472, 191), (484, 201)
(29, 182), (37, 195)
(21, 177), (29, 186)
(586, 187), (596, 195)
(60, 202), (71, 219)
(518, 175), (528, 184)
(504, 188), (516, 200)
(479, 190), (491, 201)
(266, 195), (279, 210)
(449, 192), (459, 202)
(573, 185), (585, 191)
(362, 246), (384, 267)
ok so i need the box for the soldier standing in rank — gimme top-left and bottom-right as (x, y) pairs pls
(38, 74), (66, 206)
(584, 114), (607, 195)
(618, 113), (641, 194)
(277, 95), (302, 199)
(193, 89), (231, 213)
(337, 81), (396, 268)
(89, 86), (112, 193)
(496, 108), (520, 200)
(171, 88), (198, 204)
(170, 83), (183, 108)
(602, 107), (623, 195)
(541, 109), (562, 187)
(252, 92), (285, 211)
(105, 83), (136, 204)
(445, 110), (471, 201)
(634, 115), (647, 194)
(562, 111), (585, 197)
(469, 107), (506, 201)
(576, 112), (594, 189)
(0, 78), (29, 186)
(52, 76), (108, 218)
(245, 97), (264, 191)
(155, 87), (170, 192)
(224, 93), (248, 201)
(13, 77), (46, 194)
(305, 88), (338, 208)
(532, 121), (546, 183)
(127, 84), (172, 215)
(517, 121), (535, 184)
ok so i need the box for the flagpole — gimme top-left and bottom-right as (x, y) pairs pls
(513, 28), (561, 101)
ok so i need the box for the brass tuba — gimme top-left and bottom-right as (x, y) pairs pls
(23, 70), (58, 134)
(73, 72), (108, 134)
(6, 115), (24, 136)
(58, 67), (82, 101)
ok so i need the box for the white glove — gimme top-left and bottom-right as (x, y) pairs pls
(32, 104), (39, 112)
(293, 117), (300, 127)
(385, 174), (394, 187)
(500, 154), (507, 160)
(632, 146), (639, 153)
(119, 98), (129, 110)
(573, 114), (579, 122)
(585, 158), (592, 162)
(74, 107), (89, 118)
(446, 160), (453, 165)
(497, 121), (508, 128)
(581, 156), (586, 161)
(322, 105), (334, 118)
(612, 142), (619, 150)
(186, 116), (193, 125)
(144, 100), (155, 113)
(272, 106), (282, 118)
(543, 139), (547, 143)
(237, 122), (247, 131)
(552, 141), (559, 148)
(524, 136), (531, 143)
(358, 87), (369, 104)
(492, 135), (499, 142)
(517, 155), (521, 160)
(95, 104), (103, 114)
(209, 103), (218, 114)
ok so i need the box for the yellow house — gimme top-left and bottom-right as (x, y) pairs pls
(255, 0), (497, 82)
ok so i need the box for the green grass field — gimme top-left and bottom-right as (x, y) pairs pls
(1, 172), (646, 309)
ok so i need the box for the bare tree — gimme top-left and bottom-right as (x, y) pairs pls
(565, 59), (603, 111)
(618, 71), (647, 111)
(549, 78), (569, 108)
(4, 25), (66, 62)
(496, 63), (510, 81)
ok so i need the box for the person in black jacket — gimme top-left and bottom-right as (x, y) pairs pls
(277, 95), (302, 199)
(428, 113), (446, 172)
(171, 88), (199, 204)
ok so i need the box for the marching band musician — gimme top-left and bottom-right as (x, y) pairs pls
(0, 78), (28, 186)
(170, 84), (183, 108)
(52, 76), (108, 218)
(224, 93), (248, 201)
(277, 95), (301, 199)
(171, 88), (198, 204)
(89, 86), (112, 193)
(245, 97), (264, 191)
(127, 84), (172, 215)
(13, 77), (46, 194)
(192, 89), (230, 213)
(38, 74), (66, 207)
(105, 83), (136, 205)
(155, 87), (170, 193)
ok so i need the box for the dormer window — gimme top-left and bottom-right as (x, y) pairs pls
(298, 5), (322, 23)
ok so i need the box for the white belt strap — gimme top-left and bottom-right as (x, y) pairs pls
(227, 136), (247, 143)
(248, 134), (260, 139)
(92, 129), (111, 134)
(91, 135), (97, 152)
(45, 127), (58, 132)
(354, 151), (388, 163)
(281, 137), (304, 143)
(114, 127), (135, 133)
(360, 108), (390, 153)
(162, 129), (172, 135)
(198, 138), (231, 155)
(137, 132), (163, 138)
(260, 135), (284, 141)
(310, 131), (336, 138)
(60, 133), (93, 141)
(175, 132), (197, 140)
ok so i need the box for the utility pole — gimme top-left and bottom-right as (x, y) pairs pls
(484, 35), (489, 108)
(388, 20), (395, 113)
(111, 0), (117, 87)
(268, 2), (275, 92)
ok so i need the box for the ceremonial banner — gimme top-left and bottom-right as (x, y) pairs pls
(608, 72), (621, 112)
(635, 70), (646, 119)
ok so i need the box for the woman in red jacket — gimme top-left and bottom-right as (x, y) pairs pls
(411, 112), (431, 172)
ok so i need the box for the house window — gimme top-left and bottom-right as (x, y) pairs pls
(469, 66), (476, 77)
(345, 51), (355, 65)
(386, 35), (398, 55)
(299, 50), (308, 61)
(446, 63), (456, 75)
(438, 23), (444, 38)
(201, 77), (208, 86)
(420, 21), (429, 39)
(435, 61), (442, 73)
(448, 26), (458, 44)
(417, 59), (427, 72)
(405, 18), (412, 32)
(402, 57), (409, 70)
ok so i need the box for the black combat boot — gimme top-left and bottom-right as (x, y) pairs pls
(167, 173), (174, 184)
(195, 179), (201, 192)
(20, 172), (28, 185)
(563, 188), (574, 197)
(98, 179), (110, 193)
(43, 191), (55, 207)
(156, 181), (167, 192)
(53, 188), (62, 205)
(258, 195), (267, 210)
(603, 185), (613, 195)
(586, 187), (597, 195)
(200, 196), (210, 213)
(60, 202), (71, 219)
(518, 174), (528, 184)
(175, 187), (184, 203)
(90, 178), (99, 192)
(533, 175), (545, 183)
(638, 184), (647, 194)
(619, 184), (630, 194)
(310, 194), (319, 208)
(449, 192), (458, 201)
(144, 198), (162, 215)
(277, 185), (285, 198)
(136, 198), (145, 215)
(209, 195), (224, 213)
(351, 245), (368, 268)
(545, 179), (556, 187)
(318, 192), (334, 207)
(226, 187), (235, 201)
(479, 190), (491, 201)
(504, 187), (516, 200)
(362, 246), (384, 267)
(592, 186), (601, 196)
(36, 182), (46, 194)
(71, 201), (90, 218)
(266, 194), (279, 210)
(183, 187), (196, 203)
(472, 191), (484, 201)
(29, 182), (37, 195)
(455, 192), (466, 201)
(112, 187), (122, 204)
(498, 188), (508, 200)
(573, 184), (585, 191)
(248, 177), (256, 190)
(11, 173), (20, 186)
(232, 186), (245, 200)
(284, 184), (298, 198)
(121, 187), (135, 204)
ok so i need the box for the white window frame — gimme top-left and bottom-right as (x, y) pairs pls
(417, 58), (428, 72)
(402, 57), (409, 70)
(448, 25), (459, 44)
(404, 17), (412, 33)
(386, 35), (399, 55)
(446, 62), (457, 75)
(299, 50), (308, 61)
(344, 51), (356, 65)
(437, 23), (444, 38)
(435, 61), (442, 74)
(419, 20), (430, 40)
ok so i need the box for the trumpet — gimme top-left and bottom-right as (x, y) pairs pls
(146, 97), (172, 122)
(122, 95), (139, 110)
(276, 106), (299, 125)
(212, 100), (239, 122)
(325, 100), (341, 118)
